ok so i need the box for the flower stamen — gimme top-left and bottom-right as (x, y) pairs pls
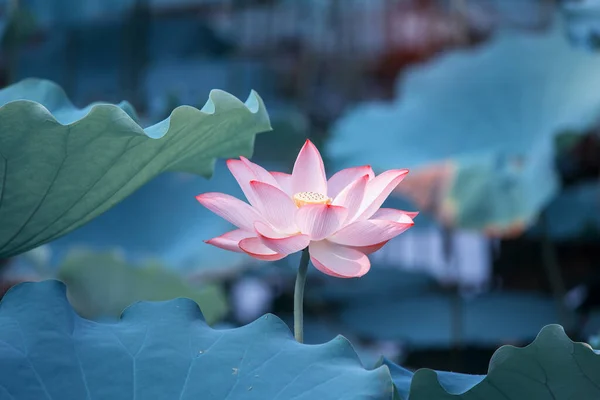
(293, 192), (331, 208)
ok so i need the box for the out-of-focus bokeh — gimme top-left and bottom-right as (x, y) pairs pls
(2, 0), (600, 373)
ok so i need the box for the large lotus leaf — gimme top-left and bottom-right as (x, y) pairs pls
(47, 166), (253, 273)
(329, 21), (600, 232)
(277, 314), (388, 369)
(340, 292), (559, 348)
(56, 250), (228, 324)
(385, 324), (600, 400)
(0, 78), (270, 258)
(0, 280), (394, 400)
(563, 0), (600, 51)
(330, 21), (600, 168)
(45, 108), (308, 272)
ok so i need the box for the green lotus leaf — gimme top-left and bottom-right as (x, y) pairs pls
(385, 324), (600, 399)
(0, 78), (270, 258)
(329, 20), (600, 232)
(57, 250), (228, 325)
(0, 280), (394, 400)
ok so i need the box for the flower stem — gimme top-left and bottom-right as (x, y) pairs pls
(294, 247), (310, 343)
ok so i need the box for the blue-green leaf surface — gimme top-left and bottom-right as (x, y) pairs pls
(0, 280), (394, 400)
(0, 78), (270, 258)
(46, 106), (309, 272)
(385, 324), (600, 400)
(329, 21), (600, 231)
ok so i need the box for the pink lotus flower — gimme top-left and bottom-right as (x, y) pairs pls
(196, 140), (416, 278)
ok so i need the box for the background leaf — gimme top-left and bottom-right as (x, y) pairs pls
(0, 280), (394, 400)
(328, 21), (600, 232)
(0, 78), (270, 258)
(440, 143), (556, 232)
(56, 250), (228, 325)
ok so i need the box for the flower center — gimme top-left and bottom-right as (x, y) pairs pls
(293, 191), (331, 207)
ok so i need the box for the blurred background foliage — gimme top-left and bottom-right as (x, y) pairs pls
(2, 0), (600, 373)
